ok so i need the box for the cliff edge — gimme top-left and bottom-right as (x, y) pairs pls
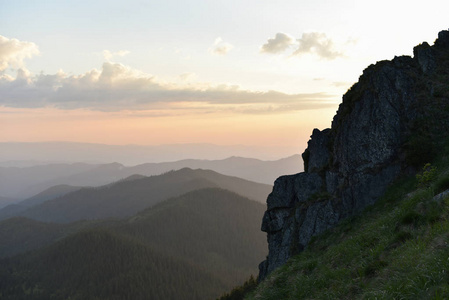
(259, 29), (449, 281)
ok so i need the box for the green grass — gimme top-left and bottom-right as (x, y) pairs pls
(246, 159), (449, 300)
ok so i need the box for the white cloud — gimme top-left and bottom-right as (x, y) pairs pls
(210, 37), (234, 56)
(0, 35), (39, 71)
(0, 62), (335, 113)
(260, 33), (296, 54)
(260, 32), (345, 60)
(292, 32), (343, 60)
(102, 49), (130, 61)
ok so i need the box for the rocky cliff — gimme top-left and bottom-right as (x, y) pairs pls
(259, 29), (449, 281)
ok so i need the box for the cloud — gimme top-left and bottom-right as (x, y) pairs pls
(0, 35), (39, 71)
(210, 37), (234, 56)
(0, 62), (336, 113)
(260, 32), (345, 60)
(260, 33), (296, 54)
(292, 32), (343, 59)
(102, 50), (130, 61)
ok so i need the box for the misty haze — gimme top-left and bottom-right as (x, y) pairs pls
(2, 1), (449, 300)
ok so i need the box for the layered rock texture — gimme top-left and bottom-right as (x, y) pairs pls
(259, 29), (449, 280)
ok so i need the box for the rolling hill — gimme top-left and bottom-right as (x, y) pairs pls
(0, 155), (299, 199)
(0, 188), (267, 300)
(0, 185), (83, 221)
(10, 168), (271, 223)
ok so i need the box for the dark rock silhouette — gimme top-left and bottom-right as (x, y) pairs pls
(259, 29), (449, 280)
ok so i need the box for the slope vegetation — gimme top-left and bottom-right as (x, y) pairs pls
(247, 148), (449, 299)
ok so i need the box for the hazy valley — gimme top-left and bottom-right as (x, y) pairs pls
(0, 165), (274, 299)
(0, 153), (301, 200)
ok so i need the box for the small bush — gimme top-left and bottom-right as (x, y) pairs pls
(416, 163), (437, 188)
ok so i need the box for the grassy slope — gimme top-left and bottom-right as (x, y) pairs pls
(248, 148), (449, 300)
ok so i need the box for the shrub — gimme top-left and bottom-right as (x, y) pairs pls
(416, 163), (437, 188)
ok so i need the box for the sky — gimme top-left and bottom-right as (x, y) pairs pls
(1, 0), (448, 159)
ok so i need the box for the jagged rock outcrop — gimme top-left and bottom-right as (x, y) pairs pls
(259, 29), (449, 281)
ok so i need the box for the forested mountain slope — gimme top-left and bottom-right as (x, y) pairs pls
(0, 229), (228, 300)
(115, 188), (267, 285)
(0, 188), (267, 300)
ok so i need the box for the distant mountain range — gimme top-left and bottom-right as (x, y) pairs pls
(0, 188), (267, 300)
(0, 185), (84, 221)
(0, 146), (282, 299)
(0, 168), (272, 223)
(0, 141), (299, 166)
(0, 155), (301, 199)
(0, 196), (19, 210)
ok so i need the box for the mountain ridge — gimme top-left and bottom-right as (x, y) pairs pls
(0, 155), (300, 199)
(0, 141), (298, 166)
(4, 168), (271, 223)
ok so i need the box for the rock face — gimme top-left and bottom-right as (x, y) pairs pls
(259, 29), (449, 281)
